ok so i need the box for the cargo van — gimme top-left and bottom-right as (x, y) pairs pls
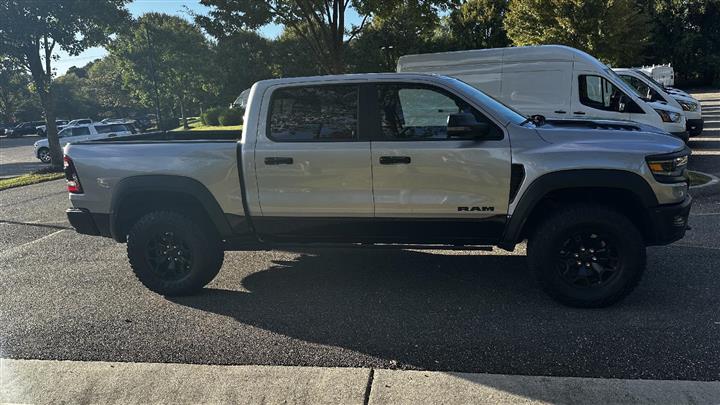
(397, 45), (688, 141)
(614, 68), (702, 136)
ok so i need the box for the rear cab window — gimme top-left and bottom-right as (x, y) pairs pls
(267, 85), (358, 142)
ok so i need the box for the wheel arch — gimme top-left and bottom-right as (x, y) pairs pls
(110, 175), (233, 242)
(500, 169), (658, 249)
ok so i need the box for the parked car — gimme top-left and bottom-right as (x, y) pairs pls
(33, 123), (134, 163)
(1, 123), (16, 136)
(397, 45), (689, 142)
(5, 121), (45, 137)
(36, 119), (69, 137)
(65, 118), (93, 127)
(64, 73), (691, 308)
(614, 68), (703, 136)
(639, 64), (674, 87)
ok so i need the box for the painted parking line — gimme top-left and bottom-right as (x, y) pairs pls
(0, 229), (66, 257)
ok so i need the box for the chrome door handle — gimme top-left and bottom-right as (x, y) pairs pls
(380, 156), (411, 165)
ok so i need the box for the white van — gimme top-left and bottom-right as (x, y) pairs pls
(397, 45), (688, 141)
(33, 123), (135, 163)
(639, 64), (674, 86)
(614, 68), (702, 136)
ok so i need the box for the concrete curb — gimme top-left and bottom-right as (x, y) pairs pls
(2, 358), (719, 405)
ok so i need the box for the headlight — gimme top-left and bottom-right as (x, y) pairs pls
(678, 101), (698, 112)
(646, 148), (690, 183)
(654, 109), (681, 123)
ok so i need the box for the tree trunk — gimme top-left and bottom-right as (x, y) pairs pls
(25, 40), (62, 170)
(41, 92), (61, 168)
(180, 102), (188, 129)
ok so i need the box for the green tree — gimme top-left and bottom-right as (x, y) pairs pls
(648, 0), (720, 86)
(197, 0), (451, 74)
(504, 0), (649, 67)
(85, 56), (144, 118)
(110, 13), (218, 129)
(214, 31), (274, 103)
(0, 58), (41, 123)
(448, 0), (510, 50)
(0, 0), (130, 168)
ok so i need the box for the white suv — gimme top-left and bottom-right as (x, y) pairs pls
(33, 123), (134, 163)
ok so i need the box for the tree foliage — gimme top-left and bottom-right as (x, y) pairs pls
(0, 0), (130, 167)
(197, 0), (451, 74)
(349, 2), (442, 72)
(110, 13), (218, 129)
(504, 0), (650, 67)
(646, 0), (720, 85)
(448, 0), (510, 50)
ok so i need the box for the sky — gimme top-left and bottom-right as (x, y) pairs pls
(54, 0), (362, 75)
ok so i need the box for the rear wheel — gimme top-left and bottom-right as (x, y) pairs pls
(37, 147), (51, 163)
(527, 204), (646, 308)
(127, 211), (224, 296)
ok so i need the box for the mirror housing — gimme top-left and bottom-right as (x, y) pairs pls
(447, 113), (491, 139)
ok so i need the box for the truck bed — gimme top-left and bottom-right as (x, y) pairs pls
(77, 130), (241, 143)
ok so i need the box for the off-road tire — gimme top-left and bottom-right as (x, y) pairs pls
(527, 204), (646, 308)
(127, 211), (224, 296)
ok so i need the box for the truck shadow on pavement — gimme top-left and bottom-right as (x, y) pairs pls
(169, 247), (720, 380)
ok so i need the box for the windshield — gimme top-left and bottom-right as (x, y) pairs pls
(604, 68), (644, 100)
(446, 77), (527, 124)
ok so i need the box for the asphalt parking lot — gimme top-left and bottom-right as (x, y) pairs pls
(1, 93), (719, 383)
(0, 135), (46, 178)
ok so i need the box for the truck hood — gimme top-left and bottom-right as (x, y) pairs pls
(532, 119), (685, 155)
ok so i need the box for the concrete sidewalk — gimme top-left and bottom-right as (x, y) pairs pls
(2, 359), (719, 404)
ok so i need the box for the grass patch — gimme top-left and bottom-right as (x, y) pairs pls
(688, 170), (713, 187)
(0, 172), (64, 191)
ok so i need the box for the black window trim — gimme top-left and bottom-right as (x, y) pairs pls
(265, 83), (362, 143)
(365, 81), (505, 142)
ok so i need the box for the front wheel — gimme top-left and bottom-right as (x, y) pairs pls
(527, 204), (646, 308)
(127, 211), (224, 296)
(37, 147), (51, 163)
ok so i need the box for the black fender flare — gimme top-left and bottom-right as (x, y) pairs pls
(109, 175), (233, 241)
(500, 169), (658, 249)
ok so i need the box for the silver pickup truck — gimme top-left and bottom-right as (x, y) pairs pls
(64, 73), (692, 308)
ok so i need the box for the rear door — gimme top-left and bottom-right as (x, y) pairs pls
(368, 82), (511, 244)
(253, 83), (374, 241)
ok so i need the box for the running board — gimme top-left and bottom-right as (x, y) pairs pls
(223, 241), (495, 252)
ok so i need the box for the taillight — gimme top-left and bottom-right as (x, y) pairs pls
(63, 155), (83, 194)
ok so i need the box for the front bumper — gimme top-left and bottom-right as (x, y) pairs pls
(686, 119), (703, 136)
(67, 208), (112, 237)
(670, 131), (689, 143)
(645, 195), (692, 246)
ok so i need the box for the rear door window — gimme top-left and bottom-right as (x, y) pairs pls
(95, 125), (113, 134)
(268, 85), (358, 142)
(72, 127), (91, 136)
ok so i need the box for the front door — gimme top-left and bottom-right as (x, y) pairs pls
(369, 83), (512, 244)
(253, 83), (373, 241)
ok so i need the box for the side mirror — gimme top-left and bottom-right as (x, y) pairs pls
(447, 113), (491, 139)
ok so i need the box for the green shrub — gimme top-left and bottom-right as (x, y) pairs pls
(218, 108), (243, 126)
(201, 107), (223, 126)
